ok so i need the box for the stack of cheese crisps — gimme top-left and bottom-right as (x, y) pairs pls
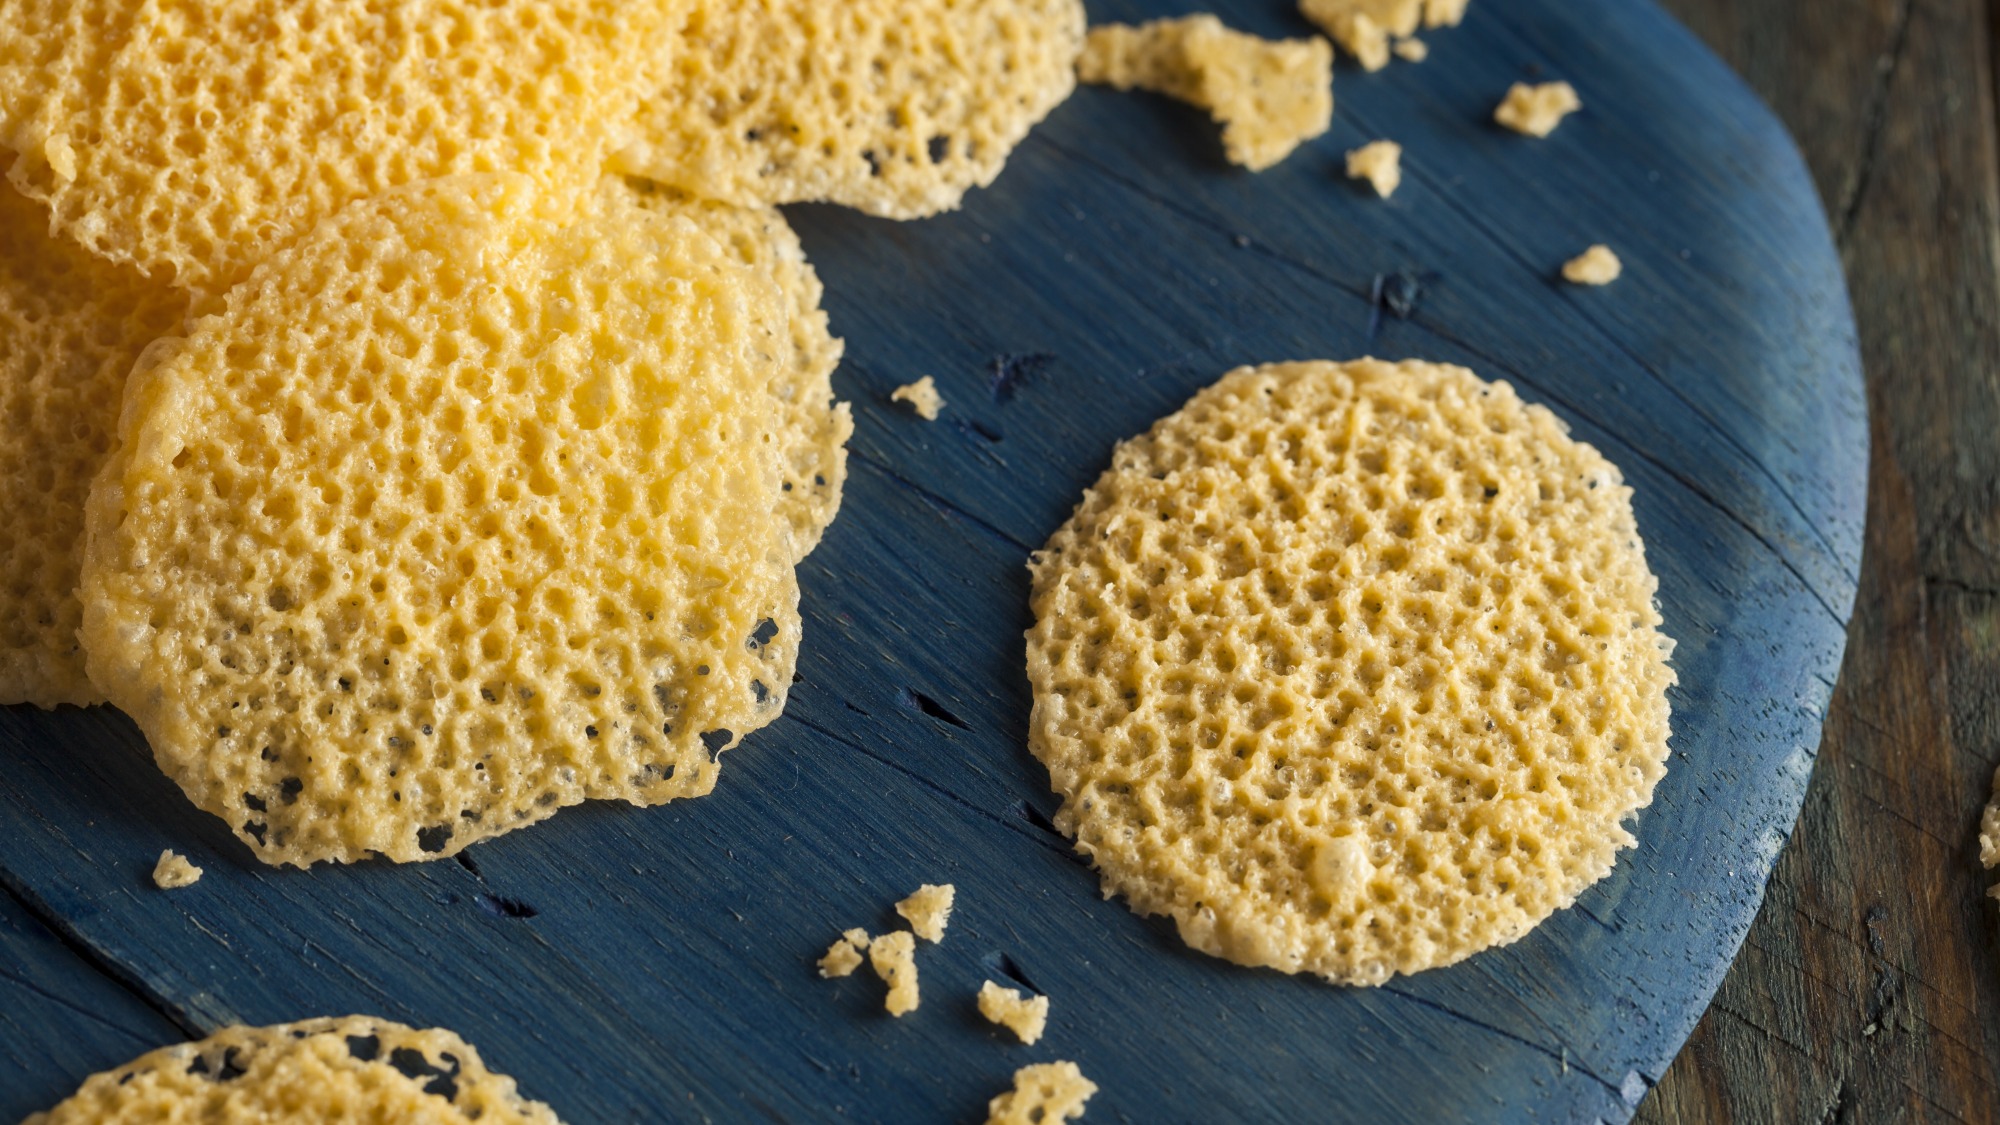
(0, 0), (1085, 864)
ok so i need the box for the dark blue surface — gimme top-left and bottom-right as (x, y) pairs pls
(0, 0), (1864, 1121)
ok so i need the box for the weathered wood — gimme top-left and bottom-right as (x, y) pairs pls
(0, 0), (1866, 1120)
(1639, 0), (2000, 1119)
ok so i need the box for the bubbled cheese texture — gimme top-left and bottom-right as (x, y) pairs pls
(79, 174), (799, 866)
(0, 0), (681, 296)
(627, 183), (852, 559)
(616, 0), (1086, 220)
(0, 184), (185, 708)
(24, 1016), (561, 1125)
(1078, 16), (1333, 172)
(1025, 359), (1675, 985)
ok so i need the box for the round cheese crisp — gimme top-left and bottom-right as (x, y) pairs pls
(0, 184), (184, 708)
(25, 1016), (561, 1124)
(80, 174), (799, 866)
(627, 182), (852, 559)
(615, 0), (1086, 219)
(1025, 359), (1675, 984)
(0, 0), (682, 297)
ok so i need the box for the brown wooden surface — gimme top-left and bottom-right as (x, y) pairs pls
(1640, 0), (2000, 1119)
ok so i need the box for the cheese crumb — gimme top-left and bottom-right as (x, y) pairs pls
(1392, 37), (1428, 62)
(1980, 766), (2000, 900)
(895, 883), (956, 942)
(1299, 0), (1420, 71)
(869, 930), (920, 1016)
(1562, 245), (1622, 286)
(892, 376), (945, 420)
(151, 850), (202, 890)
(977, 980), (1051, 1045)
(1424, 0), (1470, 27)
(1345, 140), (1402, 198)
(985, 1061), (1097, 1125)
(43, 133), (77, 182)
(1078, 16), (1333, 172)
(1494, 81), (1581, 138)
(818, 928), (872, 978)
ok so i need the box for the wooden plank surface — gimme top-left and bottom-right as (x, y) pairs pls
(0, 0), (1867, 1120)
(1640, 0), (2000, 1118)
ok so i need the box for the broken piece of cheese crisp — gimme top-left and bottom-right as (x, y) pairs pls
(1079, 16), (1333, 172)
(0, 184), (184, 708)
(1026, 359), (1675, 985)
(79, 174), (799, 866)
(0, 0), (682, 296)
(25, 1016), (561, 1124)
(617, 0), (1086, 219)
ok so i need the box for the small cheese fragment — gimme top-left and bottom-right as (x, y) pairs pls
(895, 883), (956, 942)
(1392, 37), (1428, 62)
(1345, 140), (1402, 198)
(1299, 0), (1417, 72)
(1980, 766), (2000, 900)
(1494, 81), (1581, 138)
(1079, 16), (1333, 172)
(977, 981), (1050, 1045)
(151, 850), (202, 890)
(869, 930), (921, 1016)
(1562, 245), (1623, 286)
(892, 376), (946, 420)
(818, 928), (872, 978)
(1424, 0), (1471, 27)
(985, 1061), (1097, 1125)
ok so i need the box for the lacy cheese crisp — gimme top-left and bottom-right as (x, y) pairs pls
(617, 0), (1085, 219)
(26, 1016), (561, 1124)
(1026, 359), (1675, 984)
(0, 0), (681, 296)
(80, 174), (799, 866)
(0, 184), (184, 708)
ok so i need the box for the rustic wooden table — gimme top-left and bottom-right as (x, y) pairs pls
(1640, 0), (2000, 1119)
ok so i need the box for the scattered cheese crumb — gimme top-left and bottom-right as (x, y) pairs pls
(151, 850), (202, 890)
(895, 883), (956, 942)
(1980, 766), (2000, 900)
(818, 928), (872, 978)
(1392, 37), (1428, 62)
(869, 930), (920, 1016)
(985, 1061), (1097, 1125)
(891, 375), (945, 420)
(1300, 0), (1421, 72)
(43, 132), (77, 182)
(977, 980), (1051, 1045)
(1345, 140), (1402, 198)
(1562, 244), (1622, 286)
(1494, 81), (1581, 138)
(1424, 0), (1470, 27)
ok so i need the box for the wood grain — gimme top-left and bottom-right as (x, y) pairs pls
(1639, 0), (2000, 1119)
(0, 1), (1869, 1120)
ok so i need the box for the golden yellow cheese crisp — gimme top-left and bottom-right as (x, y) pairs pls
(617, 0), (1085, 219)
(0, 184), (184, 708)
(1026, 359), (1675, 984)
(80, 174), (799, 866)
(26, 1017), (561, 1125)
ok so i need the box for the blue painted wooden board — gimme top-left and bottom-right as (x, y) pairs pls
(0, 0), (1863, 1120)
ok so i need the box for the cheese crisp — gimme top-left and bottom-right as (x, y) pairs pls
(617, 0), (1085, 219)
(25, 1017), (561, 1124)
(80, 175), (799, 866)
(895, 883), (956, 941)
(1079, 16), (1333, 172)
(0, 0), (682, 298)
(977, 981), (1049, 1045)
(1026, 359), (1675, 984)
(0, 185), (185, 708)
